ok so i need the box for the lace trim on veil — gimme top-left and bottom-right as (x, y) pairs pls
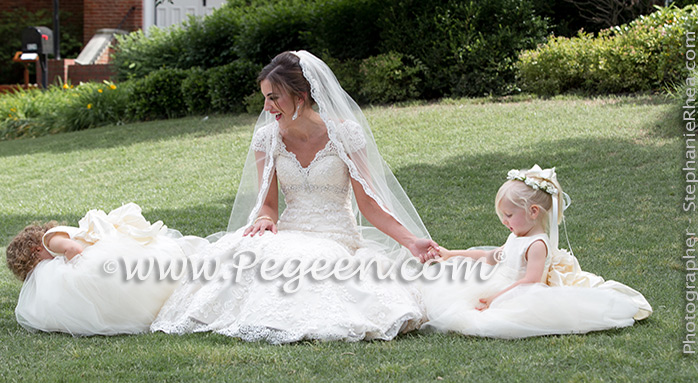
(299, 57), (405, 227)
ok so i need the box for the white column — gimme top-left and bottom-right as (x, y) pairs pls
(143, 0), (155, 35)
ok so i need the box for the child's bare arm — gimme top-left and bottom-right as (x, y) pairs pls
(440, 246), (502, 265)
(45, 233), (84, 260)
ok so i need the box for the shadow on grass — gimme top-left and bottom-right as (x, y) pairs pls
(394, 132), (680, 274)
(0, 113), (258, 158)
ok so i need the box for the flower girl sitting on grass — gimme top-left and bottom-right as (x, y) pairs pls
(421, 165), (652, 338)
(5, 203), (207, 336)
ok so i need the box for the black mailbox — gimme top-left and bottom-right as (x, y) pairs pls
(22, 26), (54, 55)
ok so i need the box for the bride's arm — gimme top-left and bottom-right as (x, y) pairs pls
(243, 151), (279, 236)
(350, 178), (438, 263)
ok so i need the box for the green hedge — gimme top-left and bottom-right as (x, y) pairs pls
(517, 4), (698, 95)
(181, 67), (212, 115)
(113, 0), (549, 100)
(126, 68), (189, 121)
(208, 59), (262, 114)
(380, 0), (548, 98)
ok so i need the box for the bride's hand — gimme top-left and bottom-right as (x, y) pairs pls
(408, 238), (440, 263)
(243, 218), (278, 236)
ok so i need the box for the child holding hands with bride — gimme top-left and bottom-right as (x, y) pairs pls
(421, 165), (652, 338)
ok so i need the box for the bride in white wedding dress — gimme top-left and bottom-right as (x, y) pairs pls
(151, 51), (439, 343)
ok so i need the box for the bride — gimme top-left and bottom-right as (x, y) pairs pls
(151, 51), (439, 343)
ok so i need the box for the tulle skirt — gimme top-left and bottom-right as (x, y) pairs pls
(15, 234), (200, 336)
(150, 228), (425, 344)
(420, 257), (642, 339)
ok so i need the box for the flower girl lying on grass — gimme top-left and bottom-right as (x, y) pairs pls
(421, 165), (652, 338)
(5, 203), (207, 336)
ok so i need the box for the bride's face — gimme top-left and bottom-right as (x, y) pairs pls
(261, 79), (296, 123)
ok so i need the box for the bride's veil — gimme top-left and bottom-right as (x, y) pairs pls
(227, 50), (431, 261)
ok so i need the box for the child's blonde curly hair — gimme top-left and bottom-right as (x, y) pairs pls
(6, 221), (58, 281)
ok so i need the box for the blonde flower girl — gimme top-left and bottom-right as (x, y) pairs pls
(421, 165), (652, 338)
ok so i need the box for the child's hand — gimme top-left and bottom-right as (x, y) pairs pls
(476, 295), (496, 311)
(63, 242), (83, 259)
(436, 247), (451, 260)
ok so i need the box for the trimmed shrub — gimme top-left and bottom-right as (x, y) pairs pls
(305, 0), (386, 60)
(233, 1), (313, 64)
(359, 52), (425, 104)
(380, 0), (549, 97)
(126, 68), (189, 120)
(320, 54), (363, 102)
(517, 4), (698, 95)
(181, 67), (212, 115)
(208, 59), (262, 114)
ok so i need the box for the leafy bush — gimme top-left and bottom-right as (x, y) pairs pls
(358, 52), (425, 104)
(517, 4), (698, 95)
(57, 81), (130, 131)
(233, 1), (313, 64)
(320, 54), (363, 102)
(0, 81), (129, 140)
(305, 0), (386, 60)
(126, 68), (189, 120)
(207, 59), (261, 114)
(181, 67), (212, 115)
(380, 0), (548, 97)
(112, 28), (186, 81)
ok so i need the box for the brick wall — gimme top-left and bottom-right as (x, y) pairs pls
(47, 59), (116, 85)
(68, 63), (116, 84)
(10, 0), (141, 45)
(84, 0), (141, 43)
(48, 59), (75, 84)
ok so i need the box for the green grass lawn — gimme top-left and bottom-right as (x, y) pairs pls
(0, 95), (694, 381)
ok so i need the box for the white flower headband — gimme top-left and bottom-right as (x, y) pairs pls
(506, 164), (558, 195)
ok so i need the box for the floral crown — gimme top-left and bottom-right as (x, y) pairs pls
(506, 165), (558, 195)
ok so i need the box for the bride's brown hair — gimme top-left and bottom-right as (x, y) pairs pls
(258, 51), (316, 113)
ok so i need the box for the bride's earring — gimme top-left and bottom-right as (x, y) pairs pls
(292, 104), (300, 121)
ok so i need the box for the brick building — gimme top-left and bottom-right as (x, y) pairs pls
(9, 0), (224, 86)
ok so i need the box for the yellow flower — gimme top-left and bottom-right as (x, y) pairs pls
(87, 104), (92, 109)
(10, 108), (16, 112)
(109, 84), (117, 90)
(98, 89), (103, 93)
(63, 84), (69, 89)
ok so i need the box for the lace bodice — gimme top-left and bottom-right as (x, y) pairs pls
(274, 131), (362, 251)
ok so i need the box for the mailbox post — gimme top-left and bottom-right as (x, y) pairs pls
(21, 27), (54, 89)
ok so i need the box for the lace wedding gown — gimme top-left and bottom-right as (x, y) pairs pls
(151, 124), (425, 344)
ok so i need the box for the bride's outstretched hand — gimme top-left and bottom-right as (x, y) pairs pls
(243, 219), (278, 236)
(409, 238), (440, 263)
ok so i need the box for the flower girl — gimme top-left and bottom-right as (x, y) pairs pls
(5, 203), (207, 336)
(421, 165), (652, 338)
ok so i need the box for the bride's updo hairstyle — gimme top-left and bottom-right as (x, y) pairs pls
(495, 174), (564, 232)
(258, 51), (316, 113)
